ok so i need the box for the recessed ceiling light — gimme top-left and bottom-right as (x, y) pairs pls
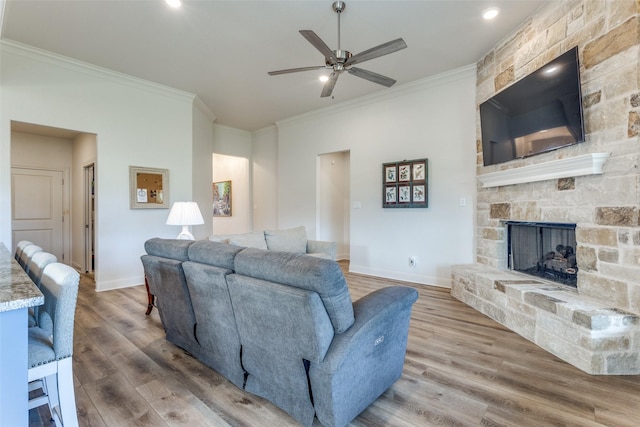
(319, 75), (329, 83)
(544, 66), (559, 74)
(483, 7), (500, 20)
(165, 0), (182, 9)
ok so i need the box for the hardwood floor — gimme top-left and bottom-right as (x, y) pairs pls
(31, 262), (640, 426)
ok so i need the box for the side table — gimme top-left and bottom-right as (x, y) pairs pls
(144, 276), (155, 315)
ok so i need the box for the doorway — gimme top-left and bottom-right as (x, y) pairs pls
(84, 163), (95, 275)
(316, 151), (350, 260)
(212, 153), (250, 234)
(10, 121), (97, 276)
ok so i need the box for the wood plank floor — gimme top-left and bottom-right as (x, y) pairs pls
(30, 262), (640, 426)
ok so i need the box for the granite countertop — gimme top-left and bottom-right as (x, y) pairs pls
(0, 244), (44, 313)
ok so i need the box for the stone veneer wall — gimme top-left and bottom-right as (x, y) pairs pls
(451, 1), (640, 374)
(475, 0), (640, 315)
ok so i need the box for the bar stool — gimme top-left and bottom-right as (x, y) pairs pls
(21, 244), (43, 271)
(28, 263), (80, 427)
(26, 252), (58, 327)
(14, 240), (34, 263)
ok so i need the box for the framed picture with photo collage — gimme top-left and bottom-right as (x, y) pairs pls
(382, 158), (428, 208)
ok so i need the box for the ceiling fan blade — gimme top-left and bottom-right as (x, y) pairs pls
(344, 38), (407, 66)
(348, 67), (397, 87)
(268, 66), (326, 76)
(321, 72), (339, 98)
(300, 30), (336, 63)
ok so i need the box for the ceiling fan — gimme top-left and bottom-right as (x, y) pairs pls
(268, 1), (407, 98)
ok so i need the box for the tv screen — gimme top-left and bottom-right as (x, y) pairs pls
(480, 46), (584, 166)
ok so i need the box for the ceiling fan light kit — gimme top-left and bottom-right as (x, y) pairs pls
(268, 1), (407, 98)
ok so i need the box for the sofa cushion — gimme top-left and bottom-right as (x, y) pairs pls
(264, 226), (307, 254)
(144, 238), (193, 261)
(188, 240), (245, 270)
(234, 248), (354, 333)
(210, 231), (268, 250)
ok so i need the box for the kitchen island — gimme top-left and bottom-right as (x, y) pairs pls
(0, 243), (44, 425)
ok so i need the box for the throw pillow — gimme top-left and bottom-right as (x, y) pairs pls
(227, 231), (268, 250)
(209, 235), (231, 243)
(209, 231), (268, 250)
(264, 226), (307, 253)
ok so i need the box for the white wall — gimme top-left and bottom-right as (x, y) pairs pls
(251, 126), (278, 231)
(191, 101), (215, 240)
(276, 67), (477, 287)
(1, 40), (476, 290)
(1, 41), (197, 291)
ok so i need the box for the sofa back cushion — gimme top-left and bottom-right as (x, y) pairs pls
(188, 240), (245, 270)
(226, 274), (333, 425)
(182, 260), (245, 388)
(144, 238), (193, 261)
(264, 226), (307, 254)
(233, 248), (354, 333)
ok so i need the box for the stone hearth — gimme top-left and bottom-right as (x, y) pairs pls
(451, 265), (640, 374)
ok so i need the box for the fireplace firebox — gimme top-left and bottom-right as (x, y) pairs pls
(506, 221), (577, 287)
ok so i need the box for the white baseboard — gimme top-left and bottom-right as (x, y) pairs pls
(347, 264), (451, 288)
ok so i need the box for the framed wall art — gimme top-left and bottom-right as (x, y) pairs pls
(213, 180), (232, 217)
(382, 158), (428, 208)
(129, 166), (170, 209)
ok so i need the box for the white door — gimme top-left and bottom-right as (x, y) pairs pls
(11, 168), (64, 262)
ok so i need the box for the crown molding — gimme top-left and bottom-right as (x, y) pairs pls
(193, 96), (216, 123)
(477, 153), (611, 188)
(252, 124), (277, 136)
(0, 39), (196, 104)
(275, 64), (476, 129)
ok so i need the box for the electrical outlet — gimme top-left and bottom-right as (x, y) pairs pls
(409, 256), (417, 267)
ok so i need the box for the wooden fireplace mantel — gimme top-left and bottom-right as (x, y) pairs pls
(477, 152), (611, 188)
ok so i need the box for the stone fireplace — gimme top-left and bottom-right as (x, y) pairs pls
(451, 1), (640, 374)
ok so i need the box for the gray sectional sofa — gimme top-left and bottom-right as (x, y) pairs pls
(141, 238), (418, 427)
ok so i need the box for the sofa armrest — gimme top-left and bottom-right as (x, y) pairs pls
(306, 240), (337, 260)
(309, 286), (418, 427)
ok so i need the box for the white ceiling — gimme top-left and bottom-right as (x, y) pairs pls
(0, 0), (547, 131)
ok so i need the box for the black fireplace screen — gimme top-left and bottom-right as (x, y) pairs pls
(506, 221), (577, 287)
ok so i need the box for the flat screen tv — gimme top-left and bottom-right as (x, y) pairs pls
(480, 46), (585, 166)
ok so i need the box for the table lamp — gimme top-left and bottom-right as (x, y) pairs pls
(166, 201), (204, 240)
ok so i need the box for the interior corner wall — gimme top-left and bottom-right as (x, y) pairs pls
(0, 42), (196, 291)
(251, 125), (279, 231)
(192, 102), (215, 240)
(71, 133), (97, 272)
(276, 67), (477, 287)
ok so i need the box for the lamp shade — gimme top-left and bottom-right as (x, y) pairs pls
(166, 202), (204, 240)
